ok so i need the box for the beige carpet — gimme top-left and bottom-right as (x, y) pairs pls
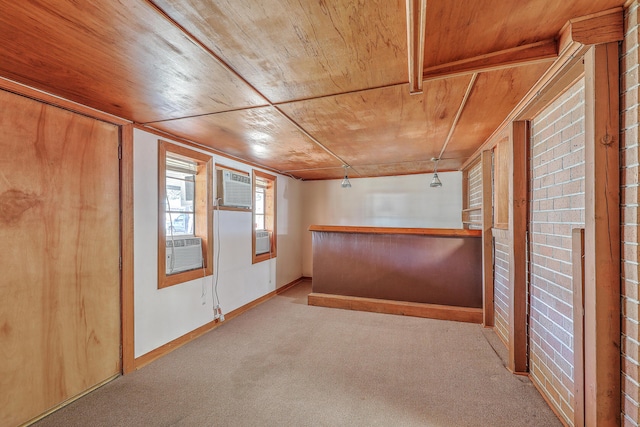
(35, 280), (561, 426)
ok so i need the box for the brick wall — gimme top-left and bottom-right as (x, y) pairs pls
(529, 78), (585, 425)
(494, 230), (510, 346)
(622, 3), (640, 425)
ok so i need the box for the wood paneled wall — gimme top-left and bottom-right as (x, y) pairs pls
(0, 90), (121, 426)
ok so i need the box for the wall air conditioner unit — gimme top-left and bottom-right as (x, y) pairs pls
(166, 237), (203, 274)
(217, 169), (252, 209)
(255, 230), (271, 255)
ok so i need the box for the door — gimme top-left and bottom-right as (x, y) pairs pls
(0, 89), (121, 426)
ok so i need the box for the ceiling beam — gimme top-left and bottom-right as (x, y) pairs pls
(558, 7), (623, 54)
(406, 0), (427, 94)
(423, 39), (557, 82)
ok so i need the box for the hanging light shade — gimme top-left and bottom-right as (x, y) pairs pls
(341, 165), (352, 188)
(430, 173), (442, 188)
(430, 157), (442, 188)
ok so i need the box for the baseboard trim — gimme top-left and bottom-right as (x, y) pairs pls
(134, 277), (308, 371)
(307, 293), (483, 324)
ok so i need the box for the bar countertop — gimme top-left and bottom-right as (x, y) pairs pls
(308, 225), (481, 237)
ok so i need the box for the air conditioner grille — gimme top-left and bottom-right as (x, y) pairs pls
(255, 231), (271, 255)
(166, 237), (203, 274)
(218, 169), (252, 208)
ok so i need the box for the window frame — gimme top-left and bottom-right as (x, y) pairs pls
(252, 170), (277, 264)
(158, 140), (213, 289)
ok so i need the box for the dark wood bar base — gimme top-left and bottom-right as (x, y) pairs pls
(308, 292), (483, 324)
(309, 226), (483, 310)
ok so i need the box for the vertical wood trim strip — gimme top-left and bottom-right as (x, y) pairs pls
(482, 150), (495, 327)
(462, 168), (470, 228)
(120, 124), (135, 374)
(583, 42), (621, 426)
(572, 228), (585, 427)
(508, 120), (529, 373)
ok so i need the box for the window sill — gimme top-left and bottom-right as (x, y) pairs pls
(159, 268), (211, 289)
(253, 251), (277, 264)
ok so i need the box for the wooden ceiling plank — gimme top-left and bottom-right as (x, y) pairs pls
(406, 0), (427, 94)
(145, 0), (269, 105)
(277, 77), (472, 170)
(438, 73), (478, 160)
(423, 39), (558, 82)
(152, 0), (408, 103)
(273, 106), (349, 167)
(558, 7), (624, 53)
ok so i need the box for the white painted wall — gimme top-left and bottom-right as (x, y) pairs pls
(133, 129), (303, 357)
(301, 172), (463, 276)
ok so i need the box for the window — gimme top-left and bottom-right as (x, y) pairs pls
(252, 170), (276, 263)
(158, 140), (213, 288)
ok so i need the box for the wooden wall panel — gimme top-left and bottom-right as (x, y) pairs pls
(0, 90), (121, 426)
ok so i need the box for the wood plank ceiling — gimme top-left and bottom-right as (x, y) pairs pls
(0, 0), (625, 179)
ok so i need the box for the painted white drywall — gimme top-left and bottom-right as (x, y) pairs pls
(133, 129), (303, 357)
(301, 172), (463, 276)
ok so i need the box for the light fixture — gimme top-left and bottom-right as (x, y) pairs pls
(341, 165), (352, 188)
(430, 157), (442, 188)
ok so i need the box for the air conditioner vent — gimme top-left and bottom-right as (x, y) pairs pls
(255, 230), (271, 255)
(217, 169), (252, 209)
(166, 237), (203, 274)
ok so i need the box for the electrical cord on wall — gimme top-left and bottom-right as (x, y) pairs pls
(212, 197), (224, 321)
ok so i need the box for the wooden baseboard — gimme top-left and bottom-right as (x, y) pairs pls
(307, 293), (483, 324)
(133, 276), (308, 370)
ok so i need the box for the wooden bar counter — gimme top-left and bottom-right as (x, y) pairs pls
(308, 225), (483, 323)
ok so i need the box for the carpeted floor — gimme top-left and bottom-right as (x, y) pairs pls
(35, 280), (561, 426)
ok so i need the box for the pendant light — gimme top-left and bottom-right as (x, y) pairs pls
(341, 165), (352, 188)
(430, 157), (442, 188)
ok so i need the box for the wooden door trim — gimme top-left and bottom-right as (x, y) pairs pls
(121, 124), (135, 374)
(507, 120), (529, 374)
(481, 150), (494, 327)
